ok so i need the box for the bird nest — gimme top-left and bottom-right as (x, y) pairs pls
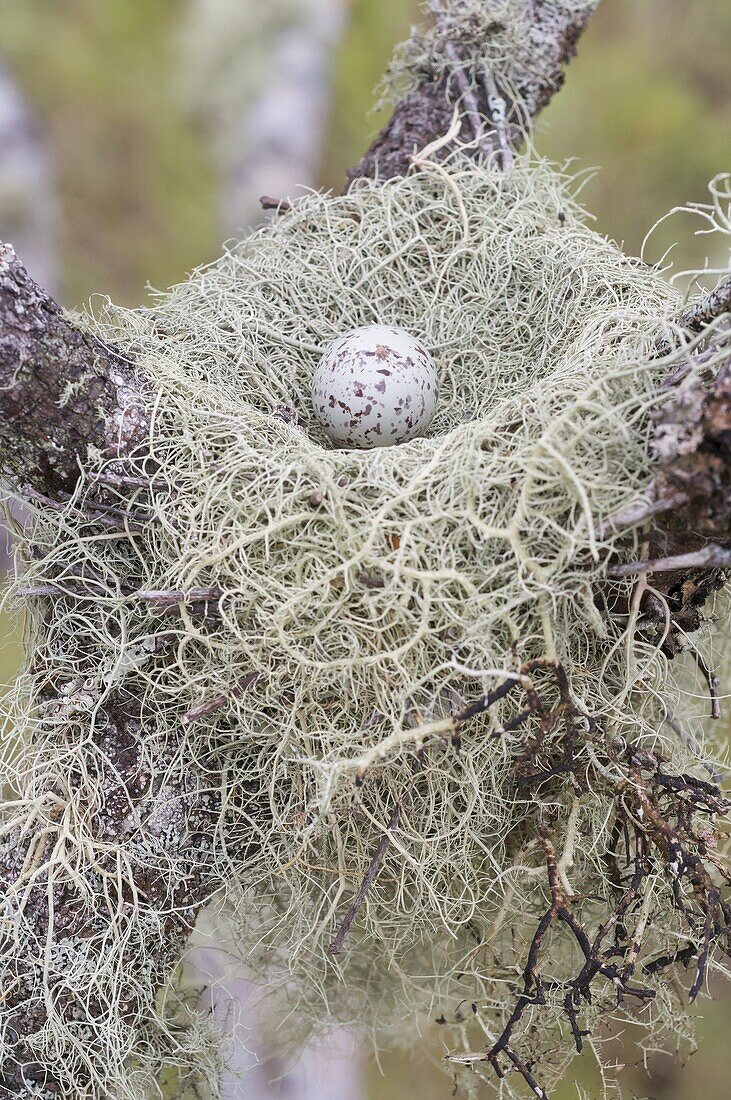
(3, 155), (730, 1098)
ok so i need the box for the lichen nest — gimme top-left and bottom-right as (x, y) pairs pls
(4, 156), (729, 1097)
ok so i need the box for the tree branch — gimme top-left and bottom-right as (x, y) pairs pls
(639, 347), (731, 656)
(0, 703), (229, 1097)
(349, 0), (598, 183)
(0, 242), (146, 497)
(679, 273), (731, 337)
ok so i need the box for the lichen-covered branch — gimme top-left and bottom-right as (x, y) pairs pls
(349, 0), (599, 183)
(679, 273), (731, 337)
(0, 246), (214, 1096)
(400, 660), (730, 1097)
(651, 360), (730, 556)
(0, 242), (145, 496)
(0, 702), (228, 1097)
(640, 336), (730, 657)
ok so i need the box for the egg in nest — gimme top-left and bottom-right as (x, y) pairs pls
(311, 324), (438, 448)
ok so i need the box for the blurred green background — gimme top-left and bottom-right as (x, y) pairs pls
(0, 1), (729, 1097)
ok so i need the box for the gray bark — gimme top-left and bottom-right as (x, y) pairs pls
(0, 243), (145, 497)
(349, 0), (597, 183)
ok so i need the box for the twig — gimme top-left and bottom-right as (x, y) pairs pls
(643, 944), (697, 977)
(134, 587), (223, 605)
(595, 492), (689, 540)
(482, 64), (513, 168)
(16, 583), (107, 600)
(19, 485), (68, 512)
(328, 803), (402, 956)
(563, 991), (590, 1054)
(655, 274), (731, 357)
(20, 485), (150, 531)
(502, 1047), (548, 1099)
(259, 195), (292, 214)
(16, 583), (224, 609)
(689, 645), (722, 720)
(607, 545), (731, 578)
(90, 472), (168, 490)
(181, 672), (259, 726)
(680, 274), (731, 336)
(442, 40), (485, 146)
(690, 886), (720, 1001)
(74, 496), (157, 524)
(426, 2), (490, 151)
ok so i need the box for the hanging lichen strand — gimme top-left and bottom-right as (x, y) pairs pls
(2, 155), (730, 1098)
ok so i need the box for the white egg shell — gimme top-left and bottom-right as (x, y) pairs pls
(311, 324), (438, 449)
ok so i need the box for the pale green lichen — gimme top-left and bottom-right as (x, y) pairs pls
(2, 155), (729, 1098)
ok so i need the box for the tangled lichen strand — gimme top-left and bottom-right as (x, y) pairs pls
(2, 157), (729, 1097)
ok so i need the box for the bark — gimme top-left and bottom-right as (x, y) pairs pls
(0, 1), (729, 1096)
(0, 246), (180, 1095)
(644, 355), (731, 655)
(0, 704), (225, 1097)
(0, 243), (145, 497)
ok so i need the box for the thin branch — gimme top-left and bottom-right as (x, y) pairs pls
(482, 63), (514, 168)
(259, 195), (292, 214)
(680, 274), (731, 336)
(181, 672), (260, 726)
(328, 802), (402, 956)
(134, 587), (223, 606)
(691, 645), (722, 721)
(595, 491), (689, 540)
(16, 583), (224, 607)
(90, 471), (168, 490)
(607, 545), (731, 578)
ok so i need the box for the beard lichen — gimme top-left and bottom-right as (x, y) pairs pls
(2, 155), (729, 1098)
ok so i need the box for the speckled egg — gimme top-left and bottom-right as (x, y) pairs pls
(311, 324), (438, 449)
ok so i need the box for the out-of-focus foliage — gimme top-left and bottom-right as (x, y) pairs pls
(540, 0), (731, 275)
(319, 0), (420, 188)
(179, 0), (345, 235)
(0, 0), (217, 306)
(0, 62), (58, 291)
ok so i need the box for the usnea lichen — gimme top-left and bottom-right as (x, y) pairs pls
(1, 155), (729, 1098)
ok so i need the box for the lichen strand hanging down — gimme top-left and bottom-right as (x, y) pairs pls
(2, 154), (729, 1098)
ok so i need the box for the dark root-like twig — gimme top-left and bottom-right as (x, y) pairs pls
(417, 661), (731, 1098)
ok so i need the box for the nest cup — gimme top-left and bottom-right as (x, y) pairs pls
(5, 154), (727, 1095)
